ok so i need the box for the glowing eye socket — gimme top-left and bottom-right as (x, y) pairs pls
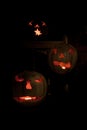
(52, 49), (57, 54)
(35, 79), (41, 83)
(35, 77), (43, 83)
(42, 21), (46, 26)
(68, 49), (74, 54)
(15, 76), (24, 82)
(28, 21), (33, 26)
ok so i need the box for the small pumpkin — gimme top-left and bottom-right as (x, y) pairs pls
(48, 43), (78, 74)
(28, 19), (48, 37)
(13, 71), (47, 105)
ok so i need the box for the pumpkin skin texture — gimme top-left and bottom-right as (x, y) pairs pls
(13, 71), (47, 105)
(48, 44), (78, 74)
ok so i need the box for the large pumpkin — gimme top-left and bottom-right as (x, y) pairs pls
(13, 71), (47, 105)
(48, 44), (78, 74)
(28, 19), (48, 38)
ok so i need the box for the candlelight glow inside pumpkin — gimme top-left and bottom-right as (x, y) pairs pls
(28, 19), (48, 37)
(48, 44), (78, 74)
(13, 71), (47, 104)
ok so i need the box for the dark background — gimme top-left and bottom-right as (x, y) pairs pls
(1, 3), (87, 125)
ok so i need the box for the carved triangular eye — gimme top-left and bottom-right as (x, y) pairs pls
(15, 75), (24, 82)
(68, 48), (74, 54)
(28, 21), (33, 26)
(52, 48), (57, 54)
(35, 76), (43, 83)
(42, 21), (46, 26)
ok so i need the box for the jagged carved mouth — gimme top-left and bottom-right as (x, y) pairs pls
(53, 60), (71, 69)
(14, 96), (42, 102)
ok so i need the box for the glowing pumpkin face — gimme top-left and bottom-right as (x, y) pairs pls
(48, 44), (78, 74)
(28, 19), (48, 37)
(13, 71), (47, 105)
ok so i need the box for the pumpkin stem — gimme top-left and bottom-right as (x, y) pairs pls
(64, 35), (68, 44)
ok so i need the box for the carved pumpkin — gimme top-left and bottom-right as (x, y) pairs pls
(28, 19), (48, 38)
(48, 44), (78, 74)
(13, 71), (47, 105)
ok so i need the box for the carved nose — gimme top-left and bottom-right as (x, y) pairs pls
(26, 81), (32, 90)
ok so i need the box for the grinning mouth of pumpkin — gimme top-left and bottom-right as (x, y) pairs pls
(53, 60), (71, 69)
(14, 96), (42, 102)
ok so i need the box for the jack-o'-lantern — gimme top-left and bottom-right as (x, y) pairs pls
(48, 44), (78, 74)
(13, 71), (47, 105)
(28, 19), (48, 38)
